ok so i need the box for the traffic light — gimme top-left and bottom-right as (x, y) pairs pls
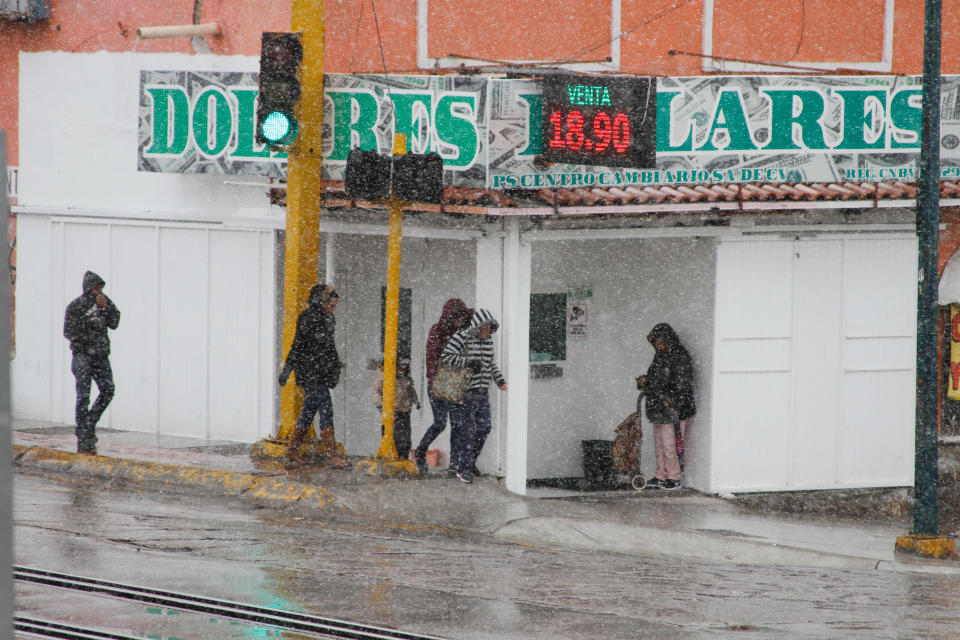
(345, 149), (445, 203)
(256, 32), (303, 147)
(345, 149), (391, 201)
(393, 153), (444, 204)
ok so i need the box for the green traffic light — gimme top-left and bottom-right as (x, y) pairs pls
(260, 111), (298, 145)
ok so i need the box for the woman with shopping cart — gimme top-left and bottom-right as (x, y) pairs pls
(636, 323), (696, 491)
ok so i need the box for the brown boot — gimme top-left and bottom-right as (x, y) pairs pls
(320, 427), (350, 468)
(284, 428), (307, 465)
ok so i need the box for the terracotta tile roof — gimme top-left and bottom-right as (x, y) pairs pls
(267, 180), (960, 215)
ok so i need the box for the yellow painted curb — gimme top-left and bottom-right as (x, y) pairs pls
(13, 445), (345, 512)
(247, 477), (341, 509)
(251, 438), (345, 462)
(895, 534), (959, 560)
(354, 457), (420, 478)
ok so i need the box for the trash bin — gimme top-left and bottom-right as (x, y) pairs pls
(581, 439), (615, 490)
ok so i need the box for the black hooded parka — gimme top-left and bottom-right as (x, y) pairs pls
(282, 284), (341, 389)
(63, 271), (121, 357)
(643, 323), (696, 424)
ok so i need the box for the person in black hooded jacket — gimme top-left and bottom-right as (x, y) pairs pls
(278, 283), (350, 468)
(63, 271), (120, 455)
(637, 322), (695, 490)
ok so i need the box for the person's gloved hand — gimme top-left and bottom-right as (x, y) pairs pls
(466, 358), (483, 373)
(278, 362), (292, 386)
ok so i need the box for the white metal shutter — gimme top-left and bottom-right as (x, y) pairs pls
(16, 217), (277, 442)
(712, 235), (916, 493)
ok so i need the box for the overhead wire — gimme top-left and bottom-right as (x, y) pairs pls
(555, 0), (698, 67)
(370, 0), (391, 83)
(369, 0), (397, 191)
(787, 0), (807, 62)
(350, 0), (366, 72)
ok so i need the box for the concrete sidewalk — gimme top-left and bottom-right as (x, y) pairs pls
(11, 423), (960, 576)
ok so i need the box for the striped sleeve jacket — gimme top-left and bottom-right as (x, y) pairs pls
(440, 329), (505, 392)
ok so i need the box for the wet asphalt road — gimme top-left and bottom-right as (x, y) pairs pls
(13, 474), (960, 639)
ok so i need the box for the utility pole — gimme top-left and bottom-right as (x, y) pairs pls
(0, 131), (13, 640)
(356, 135), (419, 477)
(253, 0), (331, 460)
(914, 0), (942, 538)
(896, 0), (957, 560)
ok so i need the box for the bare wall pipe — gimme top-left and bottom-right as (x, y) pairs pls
(136, 23), (221, 39)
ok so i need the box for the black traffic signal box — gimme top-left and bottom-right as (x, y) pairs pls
(344, 149), (391, 201)
(344, 149), (444, 204)
(256, 32), (303, 146)
(393, 152), (444, 204)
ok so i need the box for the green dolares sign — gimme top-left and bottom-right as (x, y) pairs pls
(138, 71), (960, 187)
(143, 85), (281, 160)
(137, 71), (485, 183)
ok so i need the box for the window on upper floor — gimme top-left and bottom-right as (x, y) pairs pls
(703, 0), (892, 73)
(421, 0), (618, 71)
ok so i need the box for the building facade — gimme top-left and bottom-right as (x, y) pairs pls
(6, 0), (960, 494)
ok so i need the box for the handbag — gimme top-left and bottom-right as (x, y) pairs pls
(430, 361), (472, 404)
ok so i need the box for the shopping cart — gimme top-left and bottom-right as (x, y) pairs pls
(612, 392), (646, 491)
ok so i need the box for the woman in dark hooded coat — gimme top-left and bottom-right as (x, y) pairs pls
(638, 323), (696, 490)
(278, 283), (350, 467)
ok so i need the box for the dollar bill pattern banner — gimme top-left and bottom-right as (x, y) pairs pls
(138, 70), (287, 178)
(319, 74), (488, 187)
(489, 75), (960, 190)
(138, 72), (960, 189)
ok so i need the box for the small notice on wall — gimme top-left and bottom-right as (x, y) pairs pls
(568, 302), (588, 338)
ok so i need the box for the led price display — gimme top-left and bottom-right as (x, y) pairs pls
(541, 75), (657, 169)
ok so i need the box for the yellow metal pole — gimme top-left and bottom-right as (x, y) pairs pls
(355, 136), (418, 475)
(374, 134), (408, 460)
(278, 0), (324, 444)
(376, 198), (403, 459)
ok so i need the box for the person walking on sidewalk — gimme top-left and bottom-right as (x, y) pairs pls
(441, 308), (507, 484)
(413, 298), (471, 474)
(373, 357), (420, 462)
(63, 271), (121, 455)
(278, 283), (350, 468)
(637, 322), (696, 491)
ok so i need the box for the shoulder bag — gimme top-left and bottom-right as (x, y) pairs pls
(430, 361), (472, 404)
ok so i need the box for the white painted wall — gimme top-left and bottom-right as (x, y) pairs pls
(502, 218), (532, 493)
(474, 232), (507, 473)
(325, 231), (477, 460)
(14, 51), (282, 441)
(18, 51), (268, 218)
(13, 215), (276, 441)
(525, 236), (717, 491)
(712, 235), (917, 493)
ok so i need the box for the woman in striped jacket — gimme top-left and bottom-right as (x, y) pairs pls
(440, 308), (508, 483)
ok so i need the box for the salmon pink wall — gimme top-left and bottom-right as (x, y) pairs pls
(6, 0), (960, 168)
(620, 0), (703, 75)
(427, 0), (611, 63)
(713, 0), (886, 64)
(324, 0), (418, 73)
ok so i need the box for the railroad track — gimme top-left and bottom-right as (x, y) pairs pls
(15, 565), (447, 640)
(15, 615), (139, 639)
